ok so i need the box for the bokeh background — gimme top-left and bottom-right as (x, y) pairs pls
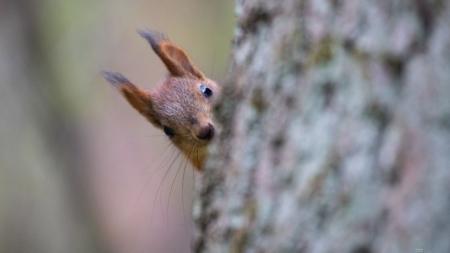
(0, 1), (234, 252)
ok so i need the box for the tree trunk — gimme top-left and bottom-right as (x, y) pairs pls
(194, 1), (450, 253)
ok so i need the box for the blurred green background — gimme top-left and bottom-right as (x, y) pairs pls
(0, 0), (234, 252)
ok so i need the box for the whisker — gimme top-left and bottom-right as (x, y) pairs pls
(150, 150), (182, 230)
(166, 154), (185, 226)
(181, 144), (196, 230)
(137, 141), (175, 191)
(189, 148), (197, 230)
(167, 144), (195, 228)
(144, 141), (174, 177)
(196, 146), (200, 170)
(143, 134), (165, 139)
(125, 141), (174, 223)
(180, 150), (189, 226)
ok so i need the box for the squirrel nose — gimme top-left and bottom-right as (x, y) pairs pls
(197, 123), (215, 141)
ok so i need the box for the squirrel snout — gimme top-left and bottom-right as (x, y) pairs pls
(196, 123), (215, 141)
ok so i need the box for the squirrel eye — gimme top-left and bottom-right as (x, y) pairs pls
(163, 126), (175, 137)
(200, 84), (213, 98)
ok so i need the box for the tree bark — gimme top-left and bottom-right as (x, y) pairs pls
(194, 0), (450, 253)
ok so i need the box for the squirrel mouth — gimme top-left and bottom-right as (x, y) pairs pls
(194, 138), (213, 145)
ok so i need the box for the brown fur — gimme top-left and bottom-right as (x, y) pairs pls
(102, 30), (219, 170)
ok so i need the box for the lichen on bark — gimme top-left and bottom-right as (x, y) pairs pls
(194, 0), (450, 252)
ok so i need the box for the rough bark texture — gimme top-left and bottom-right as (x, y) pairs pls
(194, 0), (450, 252)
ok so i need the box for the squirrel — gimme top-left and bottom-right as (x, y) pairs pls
(102, 30), (219, 170)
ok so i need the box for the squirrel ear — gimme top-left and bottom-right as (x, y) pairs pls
(102, 71), (160, 126)
(138, 30), (205, 80)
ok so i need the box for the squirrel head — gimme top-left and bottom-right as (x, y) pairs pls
(103, 30), (220, 170)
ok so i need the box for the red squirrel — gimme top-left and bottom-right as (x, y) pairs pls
(103, 30), (219, 170)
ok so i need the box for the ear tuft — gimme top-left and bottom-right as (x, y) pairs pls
(102, 71), (131, 88)
(101, 70), (160, 126)
(137, 29), (168, 51)
(137, 29), (205, 79)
